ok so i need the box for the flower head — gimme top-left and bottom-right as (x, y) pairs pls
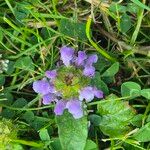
(33, 46), (103, 119)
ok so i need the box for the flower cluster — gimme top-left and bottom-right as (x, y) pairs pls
(33, 46), (103, 119)
(0, 54), (9, 74)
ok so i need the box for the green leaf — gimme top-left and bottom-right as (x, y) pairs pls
(141, 89), (150, 100)
(14, 56), (34, 71)
(6, 61), (15, 75)
(109, 3), (127, 13)
(133, 122), (150, 142)
(127, 3), (140, 14)
(89, 114), (102, 126)
(130, 114), (143, 127)
(31, 116), (50, 131)
(94, 55), (111, 73)
(12, 98), (27, 108)
(0, 74), (5, 86)
(97, 94), (136, 137)
(51, 138), (62, 150)
(21, 111), (35, 124)
(102, 62), (119, 77)
(121, 82), (141, 98)
(59, 19), (87, 41)
(39, 129), (50, 141)
(84, 140), (98, 150)
(1, 109), (15, 119)
(56, 110), (88, 150)
(120, 13), (132, 33)
(91, 72), (109, 95)
(0, 28), (3, 42)
(131, 0), (150, 11)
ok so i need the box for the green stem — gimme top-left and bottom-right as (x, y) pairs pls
(111, 140), (115, 150)
(142, 102), (150, 126)
(12, 139), (44, 147)
(0, 103), (54, 111)
(86, 16), (117, 62)
(130, 0), (146, 45)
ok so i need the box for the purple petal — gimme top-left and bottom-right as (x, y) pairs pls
(60, 46), (74, 66)
(75, 51), (87, 66)
(86, 54), (98, 66)
(42, 93), (55, 105)
(33, 79), (54, 95)
(66, 100), (83, 119)
(93, 87), (103, 98)
(79, 86), (95, 102)
(83, 65), (95, 77)
(54, 100), (67, 115)
(45, 70), (57, 79)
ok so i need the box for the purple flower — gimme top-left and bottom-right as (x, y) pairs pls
(54, 100), (67, 115)
(93, 87), (103, 98)
(33, 46), (104, 119)
(83, 65), (95, 77)
(60, 46), (74, 66)
(54, 99), (83, 119)
(45, 70), (57, 79)
(66, 99), (83, 119)
(79, 86), (103, 102)
(86, 54), (98, 66)
(79, 86), (95, 102)
(75, 51), (87, 66)
(33, 79), (55, 95)
(42, 93), (55, 105)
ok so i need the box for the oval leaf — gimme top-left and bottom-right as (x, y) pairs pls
(133, 122), (150, 142)
(56, 110), (88, 150)
(141, 89), (150, 100)
(121, 82), (141, 98)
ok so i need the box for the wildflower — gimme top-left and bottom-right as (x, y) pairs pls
(33, 46), (103, 119)
(0, 54), (9, 73)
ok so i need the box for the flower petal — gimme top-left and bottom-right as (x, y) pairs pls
(60, 46), (74, 66)
(86, 54), (98, 66)
(54, 100), (67, 115)
(83, 65), (95, 77)
(93, 87), (104, 98)
(66, 100), (83, 119)
(45, 70), (57, 79)
(75, 51), (87, 66)
(42, 93), (55, 105)
(79, 86), (95, 102)
(33, 79), (54, 95)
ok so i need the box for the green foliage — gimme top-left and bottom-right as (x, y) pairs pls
(59, 19), (87, 41)
(130, 114), (143, 127)
(50, 138), (62, 150)
(0, 74), (5, 86)
(102, 62), (119, 77)
(14, 56), (35, 71)
(84, 140), (98, 150)
(121, 82), (150, 100)
(133, 122), (150, 142)
(39, 129), (51, 142)
(0, 29), (3, 42)
(141, 89), (150, 100)
(91, 72), (109, 95)
(97, 94), (136, 137)
(0, 0), (150, 149)
(121, 82), (141, 98)
(120, 13), (132, 33)
(56, 110), (88, 150)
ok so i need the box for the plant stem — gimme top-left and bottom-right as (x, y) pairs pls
(86, 15), (117, 62)
(130, 0), (146, 45)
